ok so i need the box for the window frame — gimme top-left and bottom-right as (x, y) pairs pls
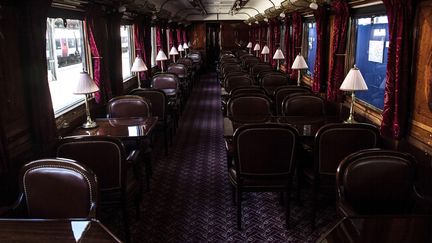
(302, 17), (317, 78)
(120, 24), (134, 82)
(46, 17), (92, 118)
(346, 6), (388, 112)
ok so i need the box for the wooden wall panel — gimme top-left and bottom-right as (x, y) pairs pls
(189, 23), (206, 50)
(410, 1), (432, 154)
(220, 21), (249, 50)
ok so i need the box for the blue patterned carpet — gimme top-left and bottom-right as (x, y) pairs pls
(103, 72), (339, 242)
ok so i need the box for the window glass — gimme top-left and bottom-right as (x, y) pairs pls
(354, 16), (388, 110)
(279, 24), (285, 65)
(151, 27), (156, 67)
(46, 18), (86, 115)
(305, 22), (317, 76)
(120, 25), (133, 80)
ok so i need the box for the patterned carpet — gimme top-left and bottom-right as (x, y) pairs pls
(102, 72), (339, 242)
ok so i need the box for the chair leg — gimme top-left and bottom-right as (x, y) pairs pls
(231, 184), (236, 205)
(163, 126), (168, 155)
(311, 182), (318, 230)
(236, 189), (242, 230)
(279, 192), (284, 205)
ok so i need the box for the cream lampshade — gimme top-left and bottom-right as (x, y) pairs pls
(131, 56), (148, 88)
(261, 45), (270, 62)
(73, 71), (99, 129)
(340, 65), (368, 123)
(178, 44), (184, 58)
(253, 43), (260, 57)
(169, 46), (179, 63)
(247, 42), (253, 53)
(183, 42), (189, 55)
(291, 53), (308, 86)
(156, 49), (168, 72)
(273, 48), (285, 70)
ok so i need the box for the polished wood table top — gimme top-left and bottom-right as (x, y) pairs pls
(316, 215), (432, 243)
(70, 117), (158, 138)
(0, 218), (122, 242)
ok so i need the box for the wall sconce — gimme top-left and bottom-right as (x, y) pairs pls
(246, 42), (253, 53)
(261, 45), (270, 62)
(273, 48), (285, 70)
(253, 43), (261, 57)
(169, 46), (179, 63)
(178, 44), (184, 58)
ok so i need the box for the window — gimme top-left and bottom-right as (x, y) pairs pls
(120, 25), (133, 80)
(151, 27), (157, 67)
(46, 18), (87, 115)
(305, 22), (317, 76)
(352, 16), (388, 110)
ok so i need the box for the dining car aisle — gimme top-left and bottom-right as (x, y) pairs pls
(131, 72), (337, 242)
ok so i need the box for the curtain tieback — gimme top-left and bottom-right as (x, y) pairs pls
(92, 56), (103, 59)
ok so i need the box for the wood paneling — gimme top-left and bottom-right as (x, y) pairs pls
(189, 23), (206, 50)
(220, 21), (249, 50)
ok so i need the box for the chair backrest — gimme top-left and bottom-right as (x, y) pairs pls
(167, 63), (188, 79)
(130, 88), (166, 120)
(187, 52), (201, 64)
(106, 95), (151, 118)
(227, 95), (272, 123)
(337, 149), (416, 215)
(222, 64), (242, 76)
(151, 73), (180, 96)
(56, 136), (127, 193)
(315, 123), (381, 176)
(19, 158), (98, 219)
(234, 124), (298, 178)
(261, 73), (290, 96)
(282, 94), (325, 117)
(274, 86), (312, 115)
(224, 75), (254, 93)
(229, 86), (267, 97)
(242, 57), (260, 70)
(177, 57), (193, 69)
(250, 63), (274, 79)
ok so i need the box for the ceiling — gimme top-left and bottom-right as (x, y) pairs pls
(52, 0), (380, 23)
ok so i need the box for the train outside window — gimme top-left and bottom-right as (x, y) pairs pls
(354, 15), (388, 110)
(121, 25), (133, 81)
(305, 22), (317, 76)
(46, 18), (87, 115)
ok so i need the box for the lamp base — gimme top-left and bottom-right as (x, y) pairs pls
(82, 120), (98, 129)
(344, 116), (357, 124)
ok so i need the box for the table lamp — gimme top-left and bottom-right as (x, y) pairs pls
(73, 71), (99, 129)
(169, 46), (179, 63)
(183, 42), (189, 55)
(253, 43), (260, 57)
(156, 49), (168, 72)
(291, 53), (308, 86)
(247, 42), (253, 53)
(131, 56), (148, 88)
(340, 65), (368, 123)
(273, 48), (285, 70)
(261, 45), (270, 62)
(178, 44), (184, 58)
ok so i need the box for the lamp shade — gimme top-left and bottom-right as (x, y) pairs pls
(183, 42), (189, 49)
(291, 53), (308, 69)
(156, 49), (168, 61)
(74, 71), (99, 94)
(340, 66), (368, 91)
(246, 42), (253, 48)
(169, 46), (179, 55)
(178, 44), (184, 52)
(273, 48), (285, 60)
(261, 45), (270, 54)
(253, 43), (261, 51)
(131, 56), (148, 72)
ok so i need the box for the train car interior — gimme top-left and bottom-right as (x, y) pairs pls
(1, 0), (432, 242)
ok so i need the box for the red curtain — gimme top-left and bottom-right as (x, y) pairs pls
(326, 0), (349, 102)
(18, 0), (58, 156)
(133, 18), (148, 81)
(177, 27), (183, 44)
(284, 15), (292, 73)
(169, 27), (174, 48)
(380, 0), (414, 139)
(182, 29), (187, 44)
(270, 20), (280, 68)
(291, 12), (303, 80)
(156, 25), (162, 69)
(260, 24), (267, 61)
(312, 6), (328, 93)
(86, 5), (112, 103)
